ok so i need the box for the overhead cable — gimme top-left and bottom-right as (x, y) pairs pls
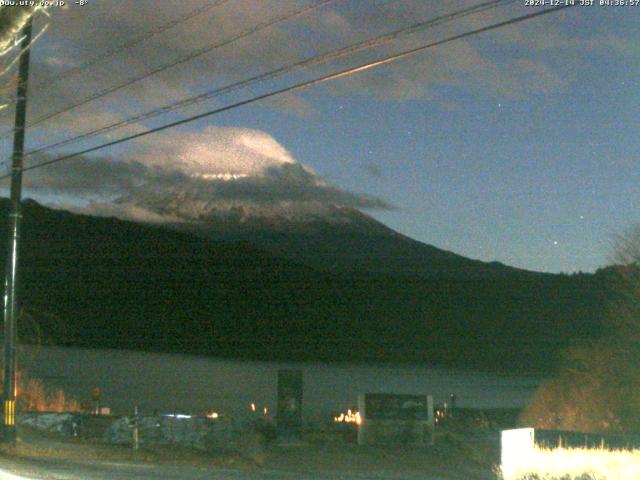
(25, 0), (512, 157)
(0, 0), (334, 139)
(0, 4), (573, 181)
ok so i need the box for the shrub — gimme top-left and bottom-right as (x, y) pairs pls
(2, 370), (81, 413)
(521, 228), (640, 434)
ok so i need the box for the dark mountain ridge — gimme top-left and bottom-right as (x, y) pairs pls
(0, 199), (609, 373)
(167, 205), (546, 279)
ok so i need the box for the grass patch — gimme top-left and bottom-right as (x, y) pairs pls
(501, 445), (640, 480)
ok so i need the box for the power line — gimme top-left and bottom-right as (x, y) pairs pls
(24, 0), (512, 158)
(0, 0), (334, 141)
(15, 0), (231, 102)
(0, 4), (572, 181)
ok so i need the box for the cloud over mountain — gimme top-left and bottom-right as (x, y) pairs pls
(24, 126), (392, 222)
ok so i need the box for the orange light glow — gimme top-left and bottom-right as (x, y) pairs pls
(333, 409), (362, 425)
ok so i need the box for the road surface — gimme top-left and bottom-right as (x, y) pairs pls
(0, 459), (455, 480)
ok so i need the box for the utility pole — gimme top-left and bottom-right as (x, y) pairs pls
(2, 17), (33, 444)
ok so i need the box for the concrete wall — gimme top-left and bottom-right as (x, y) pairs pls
(18, 345), (542, 420)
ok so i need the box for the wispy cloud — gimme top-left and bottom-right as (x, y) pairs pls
(24, 126), (393, 222)
(0, 0), (630, 155)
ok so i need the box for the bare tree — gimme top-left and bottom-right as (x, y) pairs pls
(520, 227), (640, 434)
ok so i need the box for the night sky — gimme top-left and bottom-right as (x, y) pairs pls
(0, 0), (637, 274)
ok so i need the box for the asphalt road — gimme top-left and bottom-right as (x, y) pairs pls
(0, 459), (452, 480)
